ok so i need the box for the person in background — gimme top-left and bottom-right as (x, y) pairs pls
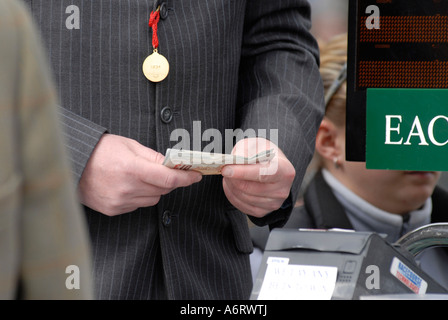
(0, 0), (93, 299)
(308, 0), (348, 42)
(283, 33), (448, 289)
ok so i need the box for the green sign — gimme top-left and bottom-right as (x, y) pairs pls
(366, 88), (448, 171)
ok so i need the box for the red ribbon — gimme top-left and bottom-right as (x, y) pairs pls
(148, 7), (160, 49)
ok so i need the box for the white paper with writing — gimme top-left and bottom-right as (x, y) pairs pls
(258, 261), (338, 300)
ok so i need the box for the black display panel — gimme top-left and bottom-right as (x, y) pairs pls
(346, 0), (448, 161)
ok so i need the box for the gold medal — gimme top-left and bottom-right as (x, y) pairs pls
(143, 50), (169, 82)
(144, 6), (169, 82)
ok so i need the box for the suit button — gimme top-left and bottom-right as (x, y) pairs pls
(159, 3), (169, 19)
(162, 210), (172, 227)
(160, 106), (173, 123)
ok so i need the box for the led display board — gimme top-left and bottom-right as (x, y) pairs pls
(346, 0), (448, 163)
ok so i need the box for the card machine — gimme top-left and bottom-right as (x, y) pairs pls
(250, 228), (448, 300)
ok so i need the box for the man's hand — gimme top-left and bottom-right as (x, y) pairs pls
(221, 138), (295, 218)
(78, 134), (203, 216)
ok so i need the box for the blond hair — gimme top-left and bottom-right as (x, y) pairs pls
(319, 33), (347, 128)
(306, 33), (348, 171)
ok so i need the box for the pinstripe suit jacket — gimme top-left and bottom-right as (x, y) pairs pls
(25, 0), (324, 299)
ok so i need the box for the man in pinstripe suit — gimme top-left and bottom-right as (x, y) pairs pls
(25, 0), (324, 299)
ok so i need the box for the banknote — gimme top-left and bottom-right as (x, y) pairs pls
(162, 148), (275, 175)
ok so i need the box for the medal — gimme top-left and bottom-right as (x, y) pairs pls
(144, 5), (169, 82)
(143, 49), (169, 82)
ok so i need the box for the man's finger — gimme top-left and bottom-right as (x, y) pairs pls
(135, 157), (202, 189)
(139, 147), (166, 165)
(223, 177), (290, 199)
(222, 180), (270, 217)
(221, 161), (280, 183)
(224, 183), (284, 211)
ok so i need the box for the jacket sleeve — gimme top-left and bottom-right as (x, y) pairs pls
(57, 107), (107, 184)
(237, 0), (325, 227)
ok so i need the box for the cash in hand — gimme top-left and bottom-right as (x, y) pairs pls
(163, 148), (275, 175)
